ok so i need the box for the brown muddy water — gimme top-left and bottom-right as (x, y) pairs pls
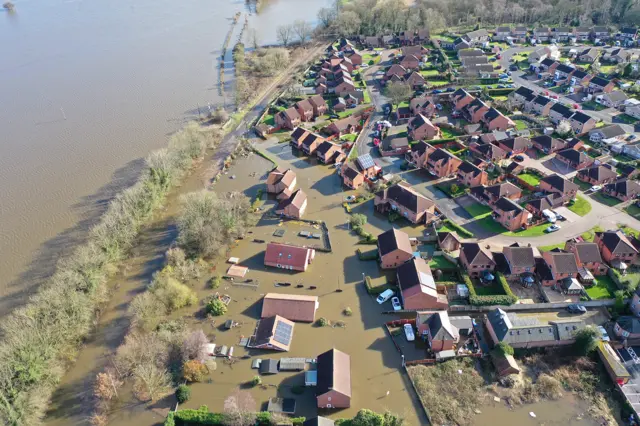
(0, 0), (331, 318)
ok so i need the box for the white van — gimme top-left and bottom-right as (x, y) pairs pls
(376, 289), (395, 304)
(542, 209), (557, 223)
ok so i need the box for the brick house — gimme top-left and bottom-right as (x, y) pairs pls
(497, 137), (532, 155)
(437, 231), (461, 252)
(406, 71), (426, 89)
(603, 179), (640, 201)
(509, 86), (536, 106)
(295, 98), (315, 122)
(397, 257), (448, 311)
(355, 154), (379, 179)
(588, 76), (615, 94)
(264, 243), (315, 272)
(532, 135), (567, 154)
(408, 141), (434, 168)
(594, 230), (639, 266)
(248, 316), (294, 352)
(525, 95), (554, 116)
(554, 148), (593, 170)
(416, 311), (473, 353)
(276, 107), (301, 130)
(589, 124), (626, 143)
(471, 182), (522, 206)
(492, 197), (530, 231)
(577, 165), (618, 185)
(460, 242), (496, 278)
(564, 241), (608, 276)
(457, 160), (488, 187)
(374, 182), (438, 225)
(553, 63), (575, 83)
(301, 132), (325, 155)
(578, 47), (600, 63)
(463, 99), (490, 123)
(568, 111), (597, 135)
(276, 189), (308, 219)
(525, 193), (564, 215)
(377, 228), (415, 269)
(410, 96), (436, 117)
(400, 54), (420, 70)
(266, 167), (297, 195)
(503, 244), (536, 277)
(316, 348), (351, 409)
(325, 115), (361, 137)
(290, 127), (310, 149)
(315, 141), (344, 164)
(385, 64), (408, 81)
(470, 142), (508, 162)
(540, 174), (578, 201)
(549, 103), (573, 124)
(482, 108), (515, 131)
(308, 94), (328, 116)
(408, 114), (441, 141)
(451, 88), (475, 111)
(539, 250), (579, 286)
(341, 163), (364, 189)
(596, 91), (629, 109)
(570, 69), (593, 86)
(425, 148), (462, 178)
(614, 316), (640, 340)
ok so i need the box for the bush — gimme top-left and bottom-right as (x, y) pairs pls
(149, 274), (198, 312)
(250, 376), (262, 387)
(364, 275), (394, 295)
(206, 299), (228, 316)
(493, 342), (514, 356)
(316, 317), (329, 327)
(357, 248), (379, 261)
(350, 213), (368, 227)
(343, 307), (353, 316)
(465, 272), (517, 306)
(442, 219), (474, 238)
(574, 326), (599, 355)
(209, 275), (222, 289)
(176, 384), (191, 403)
(183, 360), (208, 382)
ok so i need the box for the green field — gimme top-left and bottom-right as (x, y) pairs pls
(427, 79), (449, 87)
(538, 243), (566, 252)
(262, 113), (275, 126)
(340, 133), (357, 142)
(503, 222), (551, 237)
(420, 69), (439, 77)
(474, 279), (507, 296)
(585, 275), (618, 300)
(440, 127), (464, 139)
(567, 195), (592, 216)
(518, 173), (541, 186)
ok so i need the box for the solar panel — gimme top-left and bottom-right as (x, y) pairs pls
(273, 321), (293, 345)
(357, 154), (375, 170)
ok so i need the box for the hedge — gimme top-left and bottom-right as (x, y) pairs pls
(357, 248), (379, 261)
(487, 88), (515, 96)
(365, 275), (394, 294)
(166, 407), (305, 426)
(496, 272), (518, 301)
(442, 219), (474, 238)
(463, 272), (518, 306)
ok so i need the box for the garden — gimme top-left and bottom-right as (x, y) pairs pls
(585, 275), (618, 300)
(625, 204), (640, 220)
(567, 195), (592, 216)
(518, 173), (541, 186)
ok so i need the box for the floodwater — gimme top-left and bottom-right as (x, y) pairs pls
(0, 0), (332, 318)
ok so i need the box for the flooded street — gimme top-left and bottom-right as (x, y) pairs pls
(0, 0), (331, 318)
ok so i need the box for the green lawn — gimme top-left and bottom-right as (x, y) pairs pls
(585, 275), (618, 300)
(598, 64), (617, 75)
(582, 101), (607, 111)
(474, 217), (509, 234)
(573, 178), (592, 192)
(262, 113), (275, 126)
(420, 69), (439, 77)
(437, 181), (466, 198)
(363, 90), (371, 104)
(503, 222), (552, 237)
(428, 256), (456, 270)
(616, 114), (640, 124)
(340, 133), (357, 142)
(513, 120), (529, 130)
(624, 204), (640, 220)
(618, 225), (640, 239)
(567, 195), (592, 216)
(426, 79), (449, 87)
(591, 192), (622, 207)
(581, 225), (604, 242)
(337, 108), (359, 119)
(440, 127), (464, 139)
(463, 203), (493, 219)
(474, 280), (507, 296)
(398, 100), (410, 109)
(518, 173), (541, 186)
(538, 243), (566, 252)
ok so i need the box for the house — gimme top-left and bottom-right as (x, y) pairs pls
(249, 315), (295, 352)
(333, 97), (347, 112)
(295, 99), (315, 122)
(603, 178), (640, 201)
(630, 288), (640, 316)
(377, 228), (414, 269)
(568, 111), (597, 135)
(528, 46), (559, 65)
(276, 107), (301, 130)
(402, 44), (424, 57)
(397, 257), (448, 310)
(266, 167), (297, 195)
(276, 189), (308, 219)
(470, 142), (508, 162)
(555, 148), (593, 170)
(395, 106), (411, 121)
(553, 27), (574, 42)
(497, 136), (531, 155)
(503, 244), (536, 277)
(416, 311), (473, 352)
(316, 348), (351, 409)
(334, 77), (356, 96)
(464, 29), (490, 46)
(457, 160), (488, 187)
(526, 193), (564, 215)
(591, 26), (611, 41)
(512, 26), (528, 41)
(309, 94), (328, 116)
(570, 69), (593, 86)
(451, 88), (475, 110)
(471, 182), (522, 205)
(406, 71), (426, 89)
(596, 91), (629, 108)
(627, 101), (640, 120)
(588, 76), (615, 94)
(492, 352), (521, 377)
(424, 148), (462, 178)
(315, 141), (344, 164)
(337, 38), (354, 51)
(540, 174), (578, 200)
(509, 86), (536, 106)
(525, 95), (554, 116)
(618, 163), (640, 180)
(534, 27), (551, 42)
(614, 316), (640, 340)
(603, 48), (631, 64)
(594, 230), (639, 265)
(355, 153), (379, 179)
(495, 26), (512, 41)
(532, 135), (567, 154)
(325, 115), (361, 137)
(380, 134), (410, 156)
(623, 142), (640, 160)
(453, 37), (471, 51)
(437, 231), (461, 252)
(564, 241), (608, 276)
(457, 48), (484, 59)
(539, 250), (579, 286)
(549, 103), (573, 124)
(575, 27), (591, 41)
(492, 197), (530, 231)
(463, 99), (490, 123)
(482, 108), (515, 131)
(290, 127), (310, 149)
(264, 243), (315, 272)
(410, 96), (436, 117)
(304, 417), (335, 426)
(589, 124), (626, 143)
(261, 293), (319, 322)
(301, 132), (325, 155)
(617, 27), (639, 43)
(408, 114), (441, 141)
(577, 165), (618, 185)
(341, 163), (364, 189)
(578, 47), (600, 63)
(538, 58), (559, 74)
(408, 141), (433, 168)
(554, 63), (575, 83)
(362, 36), (381, 48)
(400, 54), (420, 70)
(460, 242), (496, 278)
(385, 64), (407, 81)
(346, 51), (362, 66)
(374, 182), (438, 225)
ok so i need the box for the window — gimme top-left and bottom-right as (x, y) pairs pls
(328, 397), (332, 401)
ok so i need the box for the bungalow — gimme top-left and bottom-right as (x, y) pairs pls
(451, 88), (475, 111)
(309, 94), (328, 116)
(315, 141), (344, 164)
(397, 257), (448, 311)
(503, 245), (536, 276)
(460, 242), (496, 278)
(512, 26), (528, 42)
(539, 250), (579, 287)
(266, 167), (297, 195)
(363, 36), (381, 48)
(416, 311), (473, 353)
(575, 27), (591, 41)
(554, 148), (593, 170)
(540, 174), (579, 200)
(408, 114), (441, 141)
(588, 76), (615, 94)
(532, 135), (567, 154)
(564, 241), (608, 276)
(377, 228), (414, 269)
(625, 100), (640, 119)
(495, 26), (512, 41)
(276, 107), (301, 130)
(264, 243), (315, 272)
(470, 142), (508, 162)
(509, 86), (536, 107)
(492, 197), (530, 231)
(529, 47), (558, 65)
(578, 47), (600, 63)
(460, 55), (488, 68)
(464, 99), (490, 123)
(464, 29), (490, 46)
(594, 230), (639, 265)
(276, 189), (308, 219)
(406, 71), (426, 89)
(569, 111), (597, 135)
(316, 348), (351, 409)
(250, 315), (295, 352)
(552, 27), (574, 42)
(525, 95), (554, 116)
(295, 98), (315, 122)
(261, 293), (318, 323)
(623, 142), (640, 160)
(591, 26), (611, 41)
(374, 182), (438, 225)
(407, 140), (433, 168)
(425, 148), (462, 178)
(400, 54), (420, 70)
(457, 48), (485, 59)
(589, 124), (626, 143)
(410, 96), (436, 117)
(457, 160), (488, 187)
(549, 103), (573, 124)
(437, 231), (462, 252)
(385, 64), (407, 81)
(497, 136), (532, 155)
(482, 108), (515, 131)
(603, 178), (640, 201)
(341, 163), (364, 189)
(577, 165), (618, 185)
(325, 115), (361, 137)
(596, 91), (629, 108)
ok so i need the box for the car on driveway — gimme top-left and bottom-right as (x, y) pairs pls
(391, 297), (401, 311)
(404, 324), (415, 341)
(567, 304), (587, 314)
(590, 185), (602, 192)
(513, 154), (525, 162)
(509, 64), (518, 71)
(598, 326), (610, 341)
(546, 224), (561, 233)
(360, 64), (369, 69)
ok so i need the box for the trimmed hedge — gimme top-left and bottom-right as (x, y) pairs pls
(166, 407), (305, 426)
(487, 88), (515, 96)
(442, 219), (474, 238)
(357, 248), (379, 261)
(365, 276), (394, 295)
(463, 272), (518, 306)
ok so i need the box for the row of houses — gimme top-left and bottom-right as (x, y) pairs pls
(494, 26), (638, 43)
(452, 88), (515, 131)
(357, 30), (430, 48)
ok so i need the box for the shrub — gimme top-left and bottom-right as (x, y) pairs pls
(343, 307), (353, 316)
(250, 376), (262, 387)
(183, 360), (208, 382)
(209, 275), (222, 289)
(357, 248), (378, 261)
(442, 219), (474, 237)
(349, 213), (368, 227)
(493, 342), (514, 356)
(206, 299), (228, 316)
(573, 326), (599, 355)
(364, 275), (394, 294)
(316, 317), (329, 327)
(176, 384), (191, 403)
(149, 274), (198, 312)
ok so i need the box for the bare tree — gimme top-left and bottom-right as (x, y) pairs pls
(94, 368), (123, 402)
(276, 24), (293, 47)
(557, 120), (573, 138)
(246, 28), (260, 50)
(384, 81), (413, 107)
(132, 362), (172, 402)
(182, 329), (208, 362)
(336, 10), (362, 37)
(317, 7), (337, 28)
(292, 20), (312, 45)
(223, 390), (257, 426)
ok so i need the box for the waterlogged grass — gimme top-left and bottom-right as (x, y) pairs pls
(567, 196), (592, 216)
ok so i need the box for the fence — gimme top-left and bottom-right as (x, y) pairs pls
(448, 299), (620, 313)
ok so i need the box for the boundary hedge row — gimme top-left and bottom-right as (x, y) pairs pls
(165, 406), (305, 426)
(442, 219), (474, 238)
(364, 276), (394, 295)
(462, 272), (518, 306)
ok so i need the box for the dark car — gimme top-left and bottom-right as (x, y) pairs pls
(432, 89), (443, 94)
(329, 114), (339, 119)
(509, 64), (518, 71)
(567, 304), (587, 314)
(513, 155), (525, 162)
(446, 87), (455, 92)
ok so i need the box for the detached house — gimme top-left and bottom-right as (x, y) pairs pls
(460, 242), (496, 278)
(509, 86), (536, 106)
(410, 96), (436, 117)
(554, 63), (575, 83)
(408, 114), (441, 141)
(471, 182), (522, 206)
(276, 107), (301, 130)
(315, 141), (345, 164)
(482, 108), (515, 131)
(400, 54), (420, 70)
(437, 231), (462, 252)
(301, 132), (325, 155)
(406, 71), (426, 89)
(603, 48), (631, 64)
(539, 250), (579, 287)
(596, 91), (629, 109)
(503, 244), (536, 277)
(377, 228), (414, 269)
(492, 197), (530, 231)
(568, 111), (597, 135)
(577, 165), (618, 185)
(385, 64), (408, 81)
(589, 124), (626, 143)
(341, 163), (364, 189)
(470, 142), (508, 162)
(424, 148), (462, 179)
(266, 167), (297, 195)
(570, 69), (592, 86)
(309, 94), (328, 116)
(452, 88), (475, 111)
(532, 135), (567, 154)
(540, 174), (578, 201)
(554, 148), (593, 170)
(264, 243), (315, 272)
(295, 98), (315, 122)
(457, 160), (488, 187)
(594, 230), (639, 266)
(565, 241), (608, 276)
(276, 189), (308, 219)
(526, 193), (565, 215)
(316, 348), (351, 409)
(374, 182), (438, 225)
(578, 47), (600, 63)
(397, 257), (448, 311)
(497, 136), (532, 155)
(603, 179), (640, 201)
(416, 311), (473, 353)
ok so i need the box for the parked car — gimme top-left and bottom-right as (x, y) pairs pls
(567, 304), (587, 314)
(598, 326), (610, 341)
(360, 64), (370, 69)
(446, 87), (455, 92)
(404, 324), (415, 341)
(432, 89), (443, 94)
(391, 297), (401, 311)
(329, 114), (339, 119)
(513, 154), (525, 162)
(509, 64), (518, 71)
(546, 224), (561, 232)
(376, 289), (395, 304)
(590, 185), (602, 192)
(345, 195), (356, 202)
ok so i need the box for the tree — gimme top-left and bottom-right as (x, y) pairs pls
(384, 81), (412, 107)
(615, 289), (626, 314)
(223, 390), (257, 426)
(176, 384), (191, 403)
(449, 183), (459, 195)
(211, 107), (229, 124)
(335, 10), (362, 37)
(276, 24), (293, 46)
(292, 20), (312, 45)
(182, 329), (208, 362)
(183, 359), (208, 382)
(349, 213), (368, 228)
(94, 369), (123, 401)
(317, 7), (337, 28)
(132, 362), (172, 402)
(246, 28), (260, 50)
(591, 61), (602, 75)
(492, 342), (515, 356)
(556, 120), (573, 138)
(207, 298), (228, 316)
(351, 409), (385, 426)
(573, 326), (599, 355)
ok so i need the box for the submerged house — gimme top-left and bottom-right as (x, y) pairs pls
(316, 348), (351, 408)
(248, 315), (295, 352)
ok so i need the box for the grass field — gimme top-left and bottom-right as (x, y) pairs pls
(503, 222), (551, 237)
(340, 133), (357, 142)
(420, 69), (439, 77)
(585, 275), (617, 300)
(262, 113), (275, 126)
(538, 243), (566, 252)
(518, 173), (541, 186)
(567, 195), (592, 216)
(440, 127), (464, 139)
(427, 79), (449, 87)
(474, 279), (507, 296)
